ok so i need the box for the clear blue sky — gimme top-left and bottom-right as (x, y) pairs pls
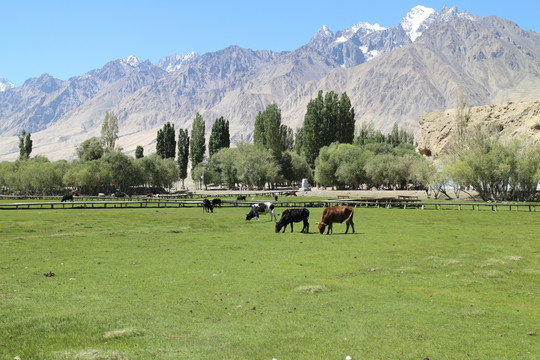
(1, 0), (538, 86)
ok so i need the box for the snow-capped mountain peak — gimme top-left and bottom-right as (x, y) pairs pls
(400, 5), (437, 42)
(156, 52), (200, 72)
(122, 55), (140, 67)
(335, 22), (386, 43)
(0, 77), (15, 92)
(311, 25), (334, 42)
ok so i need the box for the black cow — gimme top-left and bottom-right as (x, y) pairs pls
(275, 208), (310, 233)
(61, 194), (74, 202)
(211, 198), (222, 207)
(246, 202), (276, 221)
(202, 198), (214, 213)
(236, 195), (247, 201)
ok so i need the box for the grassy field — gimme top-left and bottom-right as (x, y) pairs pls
(0, 204), (538, 359)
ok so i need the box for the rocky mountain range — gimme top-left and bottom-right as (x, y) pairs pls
(0, 5), (539, 161)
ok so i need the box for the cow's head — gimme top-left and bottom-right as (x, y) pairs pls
(317, 222), (327, 234)
(245, 210), (256, 221)
(275, 222), (282, 233)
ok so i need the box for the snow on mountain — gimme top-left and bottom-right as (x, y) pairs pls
(335, 22), (386, 43)
(400, 5), (477, 42)
(400, 5), (437, 42)
(157, 52), (200, 72)
(122, 55), (140, 67)
(0, 77), (14, 92)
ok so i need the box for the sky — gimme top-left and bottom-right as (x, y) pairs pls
(1, 0), (539, 86)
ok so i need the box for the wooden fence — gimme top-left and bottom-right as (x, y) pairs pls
(0, 197), (537, 212)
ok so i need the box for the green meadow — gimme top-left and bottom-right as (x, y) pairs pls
(0, 204), (538, 359)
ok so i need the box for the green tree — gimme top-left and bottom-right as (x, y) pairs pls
(253, 104), (284, 160)
(280, 125), (294, 152)
(334, 144), (370, 188)
(236, 144), (279, 189)
(444, 127), (539, 201)
(177, 128), (190, 188)
(210, 147), (240, 189)
(314, 144), (339, 187)
(294, 128), (304, 154)
(302, 90), (325, 166)
(101, 151), (138, 192)
(190, 113), (206, 179)
(337, 92), (355, 144)
(76, 137), (104, 161)
(208, 116), (230, 158)
(18, 129), (32, 160)
(301, 90), (356, 167)
(135, 146), (144, 159)
(101, 111), (119, 152)
(156, 122), (176, 159)
(253, 111), (266, 146)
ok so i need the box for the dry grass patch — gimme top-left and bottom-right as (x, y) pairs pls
(56, 349), (127, 360)
(103, 327), (144, 340)
(294, 285), (328, 294)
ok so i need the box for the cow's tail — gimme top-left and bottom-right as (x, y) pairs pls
(346, 208), (354, 222)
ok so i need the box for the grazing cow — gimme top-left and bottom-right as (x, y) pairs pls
(236, 195), (246, 201)
(275, 208), (310, 233)
(202, 199), (214, 213)
(317, 206), (355, 235)
(61, 194), (74, 202)
(211, 198), (222, 207)
(246, 202), (276, 221)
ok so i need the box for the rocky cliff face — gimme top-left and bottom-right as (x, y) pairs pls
(417, 100), (540, 158)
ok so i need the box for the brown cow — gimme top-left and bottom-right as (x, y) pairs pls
(316, 206), (354, 235)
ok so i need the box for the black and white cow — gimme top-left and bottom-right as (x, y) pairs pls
(202, 198), (214, 213)
(275, 208), (310, 233)
(246, 202), (276, 221)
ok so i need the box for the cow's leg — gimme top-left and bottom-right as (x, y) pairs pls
(282, 224), (287, 233)
(345, 221), (349, 234)
(290, 223), (294, 232)
(350, 219), (355, 234)
(302, 219), (309, 233)
(326, 224), (332, 235)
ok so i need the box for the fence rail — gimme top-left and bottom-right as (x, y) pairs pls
(0, 198), (537, 212)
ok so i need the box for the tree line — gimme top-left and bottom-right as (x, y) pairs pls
(2, 92), (539, 201)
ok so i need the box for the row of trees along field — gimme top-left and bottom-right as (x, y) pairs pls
(1, 91), (539, 200)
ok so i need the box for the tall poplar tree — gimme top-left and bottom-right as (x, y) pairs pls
(18, 129), (32, 160)
(208, 116), (230, 158)
(177, 128), (190, 188)
(101, 111), (119, 152)
(190, 113), (206, 178)
(301, 90), (355, 167)
(337, 92), (355, 144)
(156, 122), (176, 159)
(253, 104), (284, 160)
(301, 90), (325, 166)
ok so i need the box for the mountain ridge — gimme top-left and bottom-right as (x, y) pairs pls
(0, 6), (538, 161)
